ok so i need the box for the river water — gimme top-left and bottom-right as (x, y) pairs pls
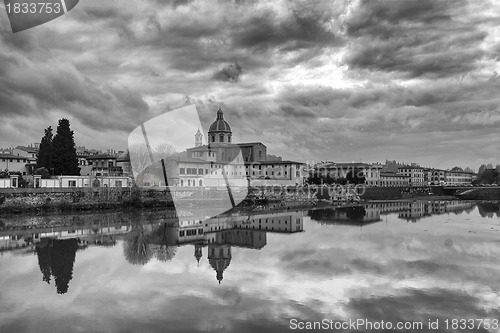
(0, 200), (499, 333)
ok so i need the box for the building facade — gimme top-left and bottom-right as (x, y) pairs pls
(81, 154), (123, 177)
(379, 171), (410, 187)
(138, 107), (305, 187)
(317, 162), (382, 186)
(397, 165), (426, 186)
(0, 154), (29, 175)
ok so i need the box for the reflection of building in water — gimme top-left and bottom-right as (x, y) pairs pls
(0, 224), (131, 253)
(165, 210), (304, 283)
(398, 201), (426, 222)
(174, 210), (304, 245)
(208, 244), (231, 284)
(398, 200), (476, 222)
(0, 222), (132, 294)
(308, 206), (381, 225)
(0, 224), (130, 252)
(373, 201), (411, 214)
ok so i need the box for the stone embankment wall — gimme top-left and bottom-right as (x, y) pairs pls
(0, 186), (317, 214)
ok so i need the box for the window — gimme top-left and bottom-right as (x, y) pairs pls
(198, 168), (203, 174)
(180, 168), (185, 174)
(220, 134), (224, 142)
(228, 136), (231, 143)
(211, 135), (215, 142)
(199, 180), (203, 186)
(68, 181), (76, 187)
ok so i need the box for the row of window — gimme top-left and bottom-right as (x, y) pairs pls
(180, 168), (208, 175)
(211, 135), (232, 143)
(180, 179), (204, 186)
(1, 158), (25, 163)
(179, 229), (204, 237)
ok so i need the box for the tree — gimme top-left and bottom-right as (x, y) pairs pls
(478, 164), (487, 174)
(34, 167), (50, 179)
(52, 119), (80, 175)
(476, 169), (499, 184)
(37, 126), (53, 171)
(35, 238), (79, 294)
(128, 142), (177, 186)
(346, 168), (366, 185)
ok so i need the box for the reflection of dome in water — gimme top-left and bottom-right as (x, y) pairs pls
(208, 245), (231, 284)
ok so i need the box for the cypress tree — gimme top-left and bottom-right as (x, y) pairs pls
(36, 126), (53, 171)
(52, 119), (80, 175)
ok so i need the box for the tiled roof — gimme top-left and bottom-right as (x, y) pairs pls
(0, 154), (28, 160)
(86, 154), (117, 160)
(250, 160), (305, 165)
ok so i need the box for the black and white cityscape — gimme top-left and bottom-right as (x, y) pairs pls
(1, 1), (500, 332)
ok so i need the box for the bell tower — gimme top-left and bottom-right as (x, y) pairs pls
(195, 128), (203, 147)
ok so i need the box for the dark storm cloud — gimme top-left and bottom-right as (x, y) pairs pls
(212, 62), (243, 82)
(342, 0), (490, 78)
(0, 0), (499, 167)
(344, 0), (459, 37)
(0, 52), (149, 132)
(232, 10), (340, 52)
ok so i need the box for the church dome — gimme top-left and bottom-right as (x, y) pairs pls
(208, 107), (232, 133)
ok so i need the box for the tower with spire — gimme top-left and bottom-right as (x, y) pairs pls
(195, 128), (203, 147)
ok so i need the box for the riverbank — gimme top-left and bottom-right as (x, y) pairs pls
(0, 186), (318, 216)
(2, 185), (497, 217)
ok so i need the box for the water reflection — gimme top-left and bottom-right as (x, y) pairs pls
(0, 199), (499, 333)
(307, 200), (482, 225)
(36, 238), (79, 294)
(124, 210), (305, 283)
(0, 209), (305, 292)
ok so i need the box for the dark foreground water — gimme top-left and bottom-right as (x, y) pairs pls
(1, 200), (499, 333)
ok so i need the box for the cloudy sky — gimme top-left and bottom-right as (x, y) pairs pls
(1, 0), (500, 169)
